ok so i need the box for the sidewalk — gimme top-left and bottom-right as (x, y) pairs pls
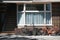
(0, 34), (60, 40)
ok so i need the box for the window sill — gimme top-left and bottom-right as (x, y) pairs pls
(17, 24), (53, 26)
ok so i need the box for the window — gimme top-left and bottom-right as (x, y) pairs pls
(26, 4), (44, 11)
(46, 4), (50, 11)
(18, 4), (23, 11)
(17, 3), (52, 26)
(46, 12), (51, 24)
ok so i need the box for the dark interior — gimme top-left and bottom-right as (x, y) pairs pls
(0, 3), (17, 32)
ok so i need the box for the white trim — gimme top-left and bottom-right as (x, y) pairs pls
(26, 11), (44, 12)
(50, 3), (52, 25)
(18, 11), (51, 13)
(18, 24), (25, 28)
(18, 24), (53, 26)
(3, 1), (32, 3)
(44, 3), (46, 24)
(3, 0), (60, 3)
(24, 4), (26, 25)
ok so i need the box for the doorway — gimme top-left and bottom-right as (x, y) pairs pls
(0, 3), (17, 33)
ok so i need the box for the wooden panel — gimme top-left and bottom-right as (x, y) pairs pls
(52, 2), (60, 27)
(0, 3), (17, 32)
(4, 3), (17, 31)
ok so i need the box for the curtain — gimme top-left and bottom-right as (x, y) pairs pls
(46, 12), (51, 24)
(25, 12), (44, 24)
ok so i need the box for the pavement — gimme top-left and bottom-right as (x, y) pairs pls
(0, 34), (60, 40)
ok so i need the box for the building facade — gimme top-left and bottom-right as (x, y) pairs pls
(0, 0), (60, 35)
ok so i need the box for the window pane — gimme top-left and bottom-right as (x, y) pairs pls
(34, 12), (44, 24)
(46, 12), (51, 24)
(25, 12), (33, 24)
(46, 4), (50, 11)
(39, 12), (44, 24)
(18, 4), (23, 11)
(25, 12), (44, 24)
(18, 12), (24, 24)
(18, 13), (22, 24)
(26, 4), (44, 11)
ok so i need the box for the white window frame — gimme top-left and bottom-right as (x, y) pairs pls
(17, 3), (52, 26)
